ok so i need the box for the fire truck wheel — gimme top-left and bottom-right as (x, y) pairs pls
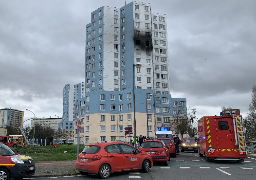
(199, 151), (203, 157)
(0, 168), (10, 180)
(238, 159), (244, 163)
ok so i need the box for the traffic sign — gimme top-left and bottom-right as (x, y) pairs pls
(77, 119), (81, 131)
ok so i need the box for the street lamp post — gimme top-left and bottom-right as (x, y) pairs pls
(133, 63), (141, 147)
(26, 109), (36, 143)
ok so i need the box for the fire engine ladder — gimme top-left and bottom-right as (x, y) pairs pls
(19, 127), (28, 146)
(233, 116), (246, 154)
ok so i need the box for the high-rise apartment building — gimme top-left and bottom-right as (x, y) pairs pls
(0, 108), (24, 130)
(64, 1), (187, 144)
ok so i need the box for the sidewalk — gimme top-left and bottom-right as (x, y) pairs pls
(34, 160), (78, 177)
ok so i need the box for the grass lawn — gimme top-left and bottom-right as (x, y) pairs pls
(11, 144), (85, 163)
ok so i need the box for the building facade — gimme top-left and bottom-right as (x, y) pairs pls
(31, 117), (62, 131)
(65, 1), (187, 144)
(0, 108), (24, 130)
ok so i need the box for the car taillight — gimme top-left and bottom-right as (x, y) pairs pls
(240, 152), (246, 155)
(92, 155), (102, 161)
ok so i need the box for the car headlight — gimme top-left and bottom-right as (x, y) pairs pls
(11, 157), (24, 164)
(194, 143), (197, 146)
(182, 143), (186, 146)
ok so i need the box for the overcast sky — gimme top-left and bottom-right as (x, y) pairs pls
(1, 0), (255, 127)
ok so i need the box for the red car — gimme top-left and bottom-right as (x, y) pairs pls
(157, 138), (176, 157)
(139, 140), (170, 166)
(76, 142), (153, 179)
(0, 143), (35, 180)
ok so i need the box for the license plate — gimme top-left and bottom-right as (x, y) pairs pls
(147, 152), (156, 154)
(29, 167), (34, 170)
(81, 158), (88, 162)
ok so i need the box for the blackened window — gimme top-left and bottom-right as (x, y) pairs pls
(218, 121), (229, 130)
(136, 40), (140, 45)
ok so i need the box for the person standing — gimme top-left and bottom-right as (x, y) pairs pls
(139, 135), (143, 147)
(174, 135), (181, 155)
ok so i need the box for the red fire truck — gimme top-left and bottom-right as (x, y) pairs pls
(198, 111), (247, 162)
(0, 135), (24, 148)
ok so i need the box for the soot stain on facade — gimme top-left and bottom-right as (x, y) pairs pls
(133, 32), (153, 51)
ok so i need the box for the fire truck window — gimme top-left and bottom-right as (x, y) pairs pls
(218, 121), (229, 130)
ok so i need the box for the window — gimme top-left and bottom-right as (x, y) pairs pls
(100, 104), (105, 111)
(147, 68), (151, 74)
(101, 126), (105, 132)
(114, 61), (118, 67)
(136, 58), (141, 63)
(147, 77), (151, 83)
(100, 136), (106, 142)
(154, 40), (158, 45)
(145, 23), (150, 29)
(153, 16), (157, 21)
(86, 126), (89, 132)
(127, 93), (131, 100)
(218, 121), (229, 130)
(114, 10), (118, 16)
(86, 106), (89, 112)
(114, 79), (118, 85)
(122, 34), (125, 40)
(122, 70), (125, 76)
(135, 30), (140, 36)
(121, 17), (125, 23)
(110, 94), (115, 100)
(137, 67), (141, 73)
(122, 52), (125, 58)
(147, 104), (151, 110)
(162, 97), (169, 104)
(127, 103), (131, 110)
(147, 114), (152, 121)
(145, 6), (149, 12)
(121, 9), (125, 15)
(111, 125), (115, 132)
(136, 49), (140, 55)
(146, 59), (151, 64)
(164, 117), (170, 123)
(86, 116), (89, 122)
(135, 22), (140, 28)
(159, 16), (165, 22)
(114, 53), (118, 59)
(86, 96), (90, 102)
(111, 115), (115, 121)
(137, 77), (141, 82)
(114, 18), (118, 24)
(119, 94), (123, 101)
(120, 144), (136, 154)
(111, 105), (115, 111)
(101, 115), (105, 121)
(128, 114), (132, 121)
(86, 137), (89, 143)
(100, 94), (105, 100)
(119, 104), (123, 111)
(99, 35), (102, 41)
(163, 107), (170, 113)
(119, 115), (123, 121)
(148, 125), (152, 132)
(145, 15), (149, 20)
(99, 27), (102, 33)
(122, 26), (125, 32)
(157, 117), (161, 123)
(154, 32), (158, 37)
(135, 5), (139, 10)
(120, 125), (123, 132)
(99, 18), (102, 24)
(135, 13), (139, 19)
(114, 70), (118, 76)
(114, 27), (118, 33)
(156, 107), (161, 113)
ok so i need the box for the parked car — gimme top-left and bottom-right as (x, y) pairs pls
(68, 139), (74, 145)
(76, 142), (153, 179)
(139, 139), (170, 166)
(0, 143), (35, 180)
(180, 138), (198, 153)
(157, 138), (176, 157)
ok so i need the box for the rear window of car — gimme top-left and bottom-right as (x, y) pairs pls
(156, 134), (173, 140)
(82, 145), (101, 154)
(160, 139), (172, 144)
(141, 142), (163, 148)
(182, 139), (195, 143)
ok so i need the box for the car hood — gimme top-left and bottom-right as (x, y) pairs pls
(13, 154), (32, 160)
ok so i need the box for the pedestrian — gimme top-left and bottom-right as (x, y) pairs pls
(174, 135), (181, 155)
(131, 136), (134, 146)
(139, 135), (143, 147)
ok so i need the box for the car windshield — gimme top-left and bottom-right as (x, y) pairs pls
(183, 139), (196, 143)
(0, 143), (16, 156)
(82, 145), (101, 154)
(141, 142), (163, 148)
(160, 139), (172, 144)
(156, 134), (173, 140)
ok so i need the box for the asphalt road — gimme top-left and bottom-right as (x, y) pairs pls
(24, 152), (256, 180)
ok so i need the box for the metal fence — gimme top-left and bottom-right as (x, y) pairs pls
(246, 141), (256, 154)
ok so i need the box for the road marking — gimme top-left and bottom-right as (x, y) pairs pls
(220, 167), (230, 169)
(49, 178), (58, 179)
(241, 167), (253, 169)
(200, 167), (210, 169)
(160, 167), (170, 169)
(176, 160), (184, 162)
(248, 157), (251, 158)
(129, 176), (141, 178)
(63, 176), (74, 178)
(180, 167), (190, 169)
(244, 161), (251, 162)
(251, 158), (254, 159)
(129, 172), (140, 174)
(216, 168), (231, 176)
(192, 160), (200, 161)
